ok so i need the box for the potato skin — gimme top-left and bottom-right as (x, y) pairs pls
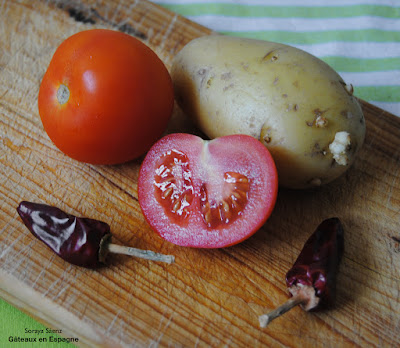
(171, 35), (366, 189)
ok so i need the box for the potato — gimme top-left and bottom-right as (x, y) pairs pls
(171, 35), (366, 189)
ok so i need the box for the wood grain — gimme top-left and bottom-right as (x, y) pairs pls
(1, 0), (400, 347)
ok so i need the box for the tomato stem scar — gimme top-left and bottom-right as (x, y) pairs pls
(57, 84), (70, 105)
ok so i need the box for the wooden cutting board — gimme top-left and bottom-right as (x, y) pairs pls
(1, 1), (399, 347)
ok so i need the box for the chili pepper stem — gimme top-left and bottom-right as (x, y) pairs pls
(259, 294), (306, 328)
(106, 243), (175, 264)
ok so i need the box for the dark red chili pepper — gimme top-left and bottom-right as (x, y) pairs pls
(17, 201), (111, 268)
(286, 217), (344, 311)
(17, 201), (174, 268)
(259, 217), (344, 327)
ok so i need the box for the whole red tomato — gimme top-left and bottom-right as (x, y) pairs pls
(139, 133), (278, 248)
(38, 29), (174, 164)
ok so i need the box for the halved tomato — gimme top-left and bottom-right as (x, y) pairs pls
(138, 133), (278, 248)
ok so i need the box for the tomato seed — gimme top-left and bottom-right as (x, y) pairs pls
(162, 187), (173, 199)
(172, 199), (181, 212)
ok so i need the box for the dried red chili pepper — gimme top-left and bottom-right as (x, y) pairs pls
(17, 201), (174, 268)
(259, 217), (344, 327)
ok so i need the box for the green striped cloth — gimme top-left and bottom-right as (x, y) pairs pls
(154, 0), (400, 116)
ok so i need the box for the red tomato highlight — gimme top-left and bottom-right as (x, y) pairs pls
(38, 29), (174, 165)
(138, 133), (278, 248)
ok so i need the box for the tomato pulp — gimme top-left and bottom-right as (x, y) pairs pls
(38, 29), (174, 165)
(138, 133), (278, 248)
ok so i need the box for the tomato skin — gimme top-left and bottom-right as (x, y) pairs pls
(138, 133), (278, 248)
(38, 29), (174, 164)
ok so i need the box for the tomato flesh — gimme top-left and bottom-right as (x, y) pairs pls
(154, 149), (194, 222)
(200, 171), (250, 229)
(138, 133), (278, 248)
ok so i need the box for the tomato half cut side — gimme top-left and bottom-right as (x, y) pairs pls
(138, 133), (278, 248)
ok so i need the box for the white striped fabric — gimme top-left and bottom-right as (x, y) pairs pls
(153, 0), (400, 116)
